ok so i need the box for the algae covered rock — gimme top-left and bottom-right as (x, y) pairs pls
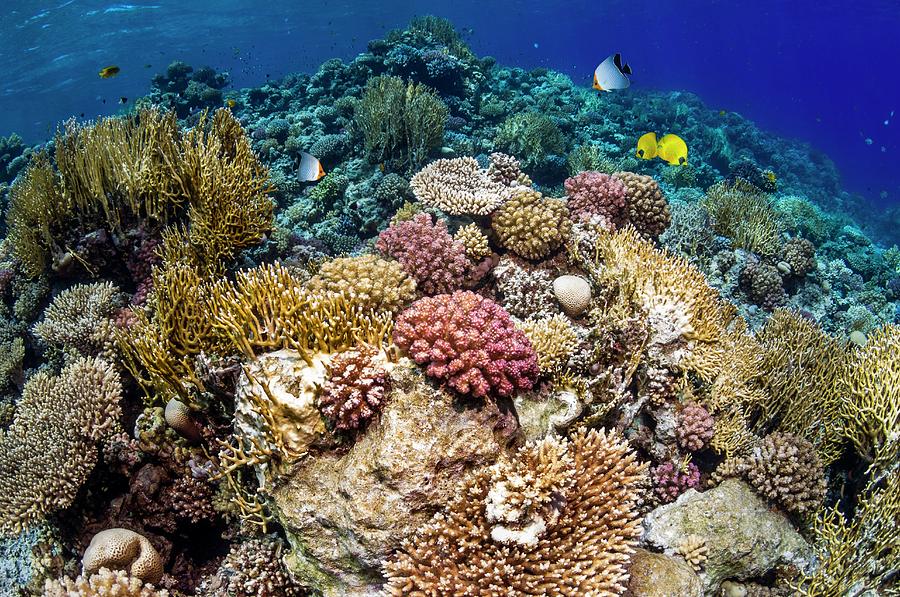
(642, 478), (813, 592)
(271, 366), (517, 596)
(626, 548), (702, 597)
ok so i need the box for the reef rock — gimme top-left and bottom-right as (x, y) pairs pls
(271, 366), (517, 596)
(642, 478), (813, 592)
(626, 548), (702, 597)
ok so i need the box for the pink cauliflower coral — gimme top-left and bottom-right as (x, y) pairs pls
(394, 291), (539, 398)
(652, 460), (701, 504)
(318, 345), (391, 431)
(376, 213), (474, 296)
(564, 171), (627, 228)
(675, 403), (715, 452)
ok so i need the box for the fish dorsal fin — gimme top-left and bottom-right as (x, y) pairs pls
(614, 53), (623, 71)
(621, 62), (632, 76)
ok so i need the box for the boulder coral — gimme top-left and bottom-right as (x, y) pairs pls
(491, 188), (571, 260)
(564, 170), (627, 228)
(393, 290), (539, 398)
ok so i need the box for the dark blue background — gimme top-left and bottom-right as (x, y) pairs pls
(1, 0), (897, 207)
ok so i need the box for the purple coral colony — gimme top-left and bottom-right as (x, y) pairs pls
(1, 15), (899, 597)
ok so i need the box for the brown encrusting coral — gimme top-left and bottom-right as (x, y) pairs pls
(384, 428), (647, 595)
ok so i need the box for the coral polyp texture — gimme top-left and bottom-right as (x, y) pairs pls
(307, 253), (417, 314)
(491, 187), (572, 260)
(613, 171), (671, 239)
(393, 291), (539, 398)
(317, 344), (392, 431)
(376, 212), (476, 295)
(409, 156), (512, 215)
(43, 568), (169, 597)
(564, 170), (628, 228)
(0, 357), (122, 533)
(384, 428), (647, 595)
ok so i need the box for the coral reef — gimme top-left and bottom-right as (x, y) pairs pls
(307, 254), (416, 314)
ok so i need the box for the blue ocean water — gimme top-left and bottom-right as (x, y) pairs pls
(1, 0), (898, 207)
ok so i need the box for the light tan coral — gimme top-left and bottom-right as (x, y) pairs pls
(0, 357), (122, 533)
(552, 274), (592, 317)
(675, 534), (708, 573)
(704, 179), (783, 257)
(491, 188), (571, 260)
(82, 528), (163, 583)
(33, 281), (122, 357)
(519, 315), (579, 374)
(307, 254), (416, 314)
(454, 223), (492, 261)
(410, 156), (512, 215)
(44, 567), (168, 597)
(614, 171), (671, 239)
(384, 427), (647, 595)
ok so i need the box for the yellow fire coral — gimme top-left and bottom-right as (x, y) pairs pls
(0, 357), (122, 534)
(491, 188), (571, 260)
(582, 226), (732, 381)
(307, 254), (416, 314)
(755, 309), (848, 466)
(841, 324), (900, 465)
(703, 179), (783, 257)
(519, 315), (579, 374)
(209, 263), (393, 362)
(7, 107), (273, 278)
(384, 428), (647, 595)
(410, 156), (512, 215)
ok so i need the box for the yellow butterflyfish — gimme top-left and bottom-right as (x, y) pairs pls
(636, 132), (658, 160)
(656, 133), (689, 166)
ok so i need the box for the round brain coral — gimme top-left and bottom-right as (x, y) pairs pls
(308, 254), (417, 314)
(614, 171), (671, 239)
(564, 170), (627, 228)
(376, 213), (475, 295)
(394, 291), (539, 398)
(491, 188), (571, 260)
(318, 344), (391, 431)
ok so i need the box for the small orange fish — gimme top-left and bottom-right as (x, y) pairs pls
(226, 99), (236, 108)
(98, 65), (120, 79)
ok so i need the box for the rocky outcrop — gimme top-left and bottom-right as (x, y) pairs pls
(641, 478), (813, 593)
(271, 366), (517, 596)
(626, 548), (703, 597)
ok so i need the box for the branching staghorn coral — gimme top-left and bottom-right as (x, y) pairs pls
(33, 282), (122, 358)
(518, 314), (579, 375)
(43, 568), (169, 597)
(384, 428), (647, 595)
(0, 357), (122, 533)
(703, 179), (783, 257)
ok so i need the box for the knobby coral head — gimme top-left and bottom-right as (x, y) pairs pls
(394, 290), (539, 398)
